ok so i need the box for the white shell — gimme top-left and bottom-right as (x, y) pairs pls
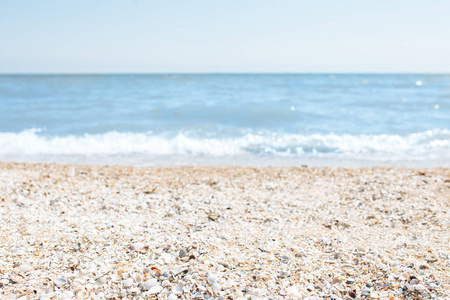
(172, 283), (183, 294)
(148, 285), (163, 294)
(142, 278), (157, 290)
(53, 278), (67, 287)
(123, 278), (134, 288)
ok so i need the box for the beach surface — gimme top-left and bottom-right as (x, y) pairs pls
(0, 162), (449, 299)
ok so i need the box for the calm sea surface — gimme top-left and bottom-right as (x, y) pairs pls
(0, 74), (449, 166)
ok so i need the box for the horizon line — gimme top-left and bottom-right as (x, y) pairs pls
(1, 71), (450, 76)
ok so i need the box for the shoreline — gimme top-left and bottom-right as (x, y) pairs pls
(0, 162), (449, 299)
(1, 154), (449, 168)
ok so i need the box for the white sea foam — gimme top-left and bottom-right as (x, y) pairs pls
(0, 128), (449, 162)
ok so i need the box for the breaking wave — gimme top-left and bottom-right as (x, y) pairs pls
(0, 128), (449, 161)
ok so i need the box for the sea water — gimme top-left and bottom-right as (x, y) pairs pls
(0, 74), (448, 166)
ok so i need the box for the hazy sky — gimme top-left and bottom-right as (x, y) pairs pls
(1, 0), (450, 73)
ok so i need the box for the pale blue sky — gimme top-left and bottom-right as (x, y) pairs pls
(1, 0), (449, 73)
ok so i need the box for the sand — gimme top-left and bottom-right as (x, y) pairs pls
(0, 162), (449, 299)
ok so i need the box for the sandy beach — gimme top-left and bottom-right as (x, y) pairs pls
(0, 162), (448, 299)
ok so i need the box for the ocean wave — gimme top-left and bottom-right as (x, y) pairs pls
(0, 128), (449, 159)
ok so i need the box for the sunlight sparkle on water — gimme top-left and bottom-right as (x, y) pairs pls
(416, 81), (423, 86)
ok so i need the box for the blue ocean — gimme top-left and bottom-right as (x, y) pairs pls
(0, 74), (448, 166)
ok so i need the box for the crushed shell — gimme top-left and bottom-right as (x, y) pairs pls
(0, 162), (449, 299)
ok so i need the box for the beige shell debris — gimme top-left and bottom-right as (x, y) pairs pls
(0, 162), (449, 299)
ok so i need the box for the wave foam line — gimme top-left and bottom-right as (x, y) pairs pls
(0, 129), (448, 158)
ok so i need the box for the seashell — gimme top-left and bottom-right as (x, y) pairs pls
(65, 291), (75, 298)
(16, 286), (30, 295)
(77, 290), (90, 299)
(118, 268), (126, 277)
(172, 283), (183, 294)
(53, 277), (68, 287)
(95, 276), (107, 285)
(142, 278), (157, 290)
(148, 284), (163, 294)
(160, 253), (175, 264)
(332, 278), (341, 284)
(426, 256), (438, 263)
(334, 284), (345, 292)
(162, 279), (170, 287)
(20, 264), (31, 273)
(346, 278), (355, 285)
(370, 291), (381, 298)
(109, 274), (119, 282)
(207, 276), (216, 285)
(168, 293), (178, 300)
(206, 285), (215, 295)
(212, 283), (221, 292)
(10, 274), (24, 284)
(151, 266), (162, 276)
(415, 284), (427, 293)
(130, 242), (148, 252)
(123, 278), (134, 288)
(68, 257), (80, 268)
(73, 288), (83, 295)
(129, 287), (140, 294)
(0, 278), (9, 287)
(172, 268), (182, 275)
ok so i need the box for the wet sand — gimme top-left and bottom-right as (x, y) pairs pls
(0, 162), (449, 299)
